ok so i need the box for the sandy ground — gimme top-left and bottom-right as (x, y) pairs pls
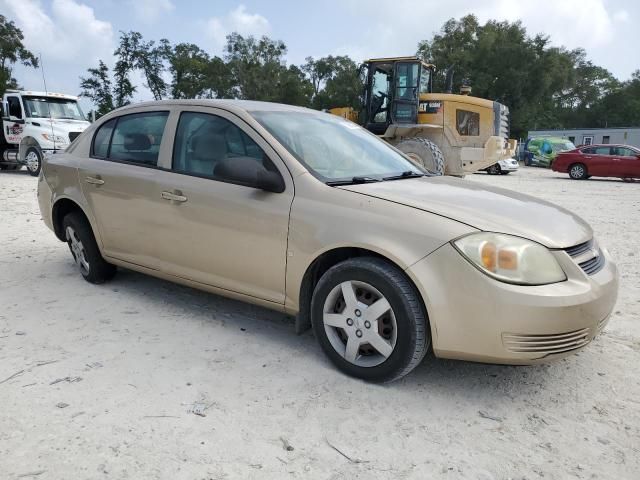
(0, 166), (638, 480)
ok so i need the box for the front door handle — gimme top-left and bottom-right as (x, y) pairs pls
(85, 176), (105, 185)
(161, 190), (187, 203)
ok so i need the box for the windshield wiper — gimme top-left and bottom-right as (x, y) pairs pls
(382, 170), (425, 181)
(326, 176), (381, 186)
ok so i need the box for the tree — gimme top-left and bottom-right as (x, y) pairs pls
(112, 31), (140, 107)
(134, 37), (168, 101)
(303, 55), (362, 110)
(79, 60), (114, 117)
(0, 14), (39, 96)
(224, 33), (294, 102)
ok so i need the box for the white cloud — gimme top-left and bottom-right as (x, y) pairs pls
(1, 0), (114, 64)
(129, 0), (174, 24)
(206, 5), (271, 49)
(476, 0), (616, 50)
(612, 10), (630, 23)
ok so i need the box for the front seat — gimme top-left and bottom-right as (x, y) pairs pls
(188, 133), (228, 176)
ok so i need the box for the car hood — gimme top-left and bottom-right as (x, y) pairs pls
(338, 176), (592, 248)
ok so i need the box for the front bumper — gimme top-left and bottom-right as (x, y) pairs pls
(407, 243), (618, 364)
(461, 137), (518, 174)
(498, 159), (519, 172)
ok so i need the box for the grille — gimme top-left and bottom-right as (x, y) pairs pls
(502, 328), (591, 355)
(69, 131), (81, 142)
(563, 239), (605, 276)
(564, 239), (593, 257)
(493, 102), (510, 141)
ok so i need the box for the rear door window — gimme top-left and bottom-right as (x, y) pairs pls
(91, 119), (116, 158)
(106, 112), (169, 166)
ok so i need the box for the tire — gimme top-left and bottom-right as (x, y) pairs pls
(25, 147), (42, 177)
(395, 137), (445, 176)
(486, 163), (501, 175)
(311, 257), (429, 382)
(62, 212), (116, 284)
(569, 163), (588, 180)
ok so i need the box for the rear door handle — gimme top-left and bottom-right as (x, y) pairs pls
(85, 176), (105, 185)
(161, 190), (187, 203)
(584, 156), (592, 159)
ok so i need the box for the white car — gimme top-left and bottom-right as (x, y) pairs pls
(484, 158), (519, 175)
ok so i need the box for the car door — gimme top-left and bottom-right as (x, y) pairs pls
(3, 95), (26, 145)
(612, 147), (640, 177)
(151, 107), (294, 304)
(580, 146), (608, 176)
(78, 110), (170, 267)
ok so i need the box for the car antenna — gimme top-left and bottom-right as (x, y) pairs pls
(40, 53), (57, 151)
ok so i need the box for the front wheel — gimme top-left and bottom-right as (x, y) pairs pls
(311, 257), (429, 382)
(486, 163), (501, 175)
(569, 163), (588, 180)
(25, 147), (42, 177)
(395, 138), (445, 176)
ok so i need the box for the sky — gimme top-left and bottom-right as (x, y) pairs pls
(3, 0), (639, 112)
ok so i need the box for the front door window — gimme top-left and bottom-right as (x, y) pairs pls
(370, 67), (391, 123)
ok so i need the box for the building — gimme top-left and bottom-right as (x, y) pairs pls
(526, 127), (640, 148)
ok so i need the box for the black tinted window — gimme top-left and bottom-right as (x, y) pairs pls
(92, 119), (116, 158)
(172, 112), (272, 181)
(456, 110), (479, 136)
(109, 112), (169, 166)
(593, 147), (611, 155)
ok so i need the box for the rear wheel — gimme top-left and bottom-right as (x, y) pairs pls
(311, 257), (429, 382)
(569, 163), (588, 180)
(486, 163), (501, 175)
(25, 147), (42, 177)
(62, 212), (116, 284)
(395, 137), (445, 176)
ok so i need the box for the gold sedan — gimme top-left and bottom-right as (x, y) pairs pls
(37, 100), (618, 382)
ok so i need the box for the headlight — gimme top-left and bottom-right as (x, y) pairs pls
(453, 232), (566, 285)
(41, 133), (67, 143)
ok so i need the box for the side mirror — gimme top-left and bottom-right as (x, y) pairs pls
(214, 156), (285, 193)
(256, 169), (285, 193)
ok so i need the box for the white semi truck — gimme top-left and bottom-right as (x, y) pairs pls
(1, 90), (91, 176)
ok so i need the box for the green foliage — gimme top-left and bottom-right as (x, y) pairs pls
(223, 33), (312, 105)
(64, 16), (639, 132)
(417, 15), (639, 137)
(303, 56), (362, 110)
(0, 14), (38, 97)
(79, 60), (113, 117)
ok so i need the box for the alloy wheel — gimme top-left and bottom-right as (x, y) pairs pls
(26, 150), (40, 173)
(65, 226), (90, 275)
(322, 280), (397, 367)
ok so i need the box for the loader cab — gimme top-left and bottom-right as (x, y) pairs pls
(362, 57), (434, 134)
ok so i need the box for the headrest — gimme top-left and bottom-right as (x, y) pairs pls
(124, 133), (152, 151)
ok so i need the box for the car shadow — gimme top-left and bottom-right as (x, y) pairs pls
(99, 267), (570, 392)
(550, 175), (639, 184)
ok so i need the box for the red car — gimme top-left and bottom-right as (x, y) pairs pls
(552, 144), (640, 180)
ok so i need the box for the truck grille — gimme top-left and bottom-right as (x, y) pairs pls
(493, 102), (510, 142)
(502, 328), (591, 355)
(69, 132), (81, 142)
(563, 239), (605, 276)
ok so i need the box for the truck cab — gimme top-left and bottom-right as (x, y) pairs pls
(1, 90), (91, 176)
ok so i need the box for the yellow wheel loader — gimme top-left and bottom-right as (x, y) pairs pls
(329, 57), (517, 176)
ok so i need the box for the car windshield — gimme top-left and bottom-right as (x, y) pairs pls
(552, 141), (575, 152)
(23, 96), (86, 121)
(251, 111), (424, 182)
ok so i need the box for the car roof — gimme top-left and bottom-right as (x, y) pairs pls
(580, 144), (636, 148)
(111, 99), (318, 115)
